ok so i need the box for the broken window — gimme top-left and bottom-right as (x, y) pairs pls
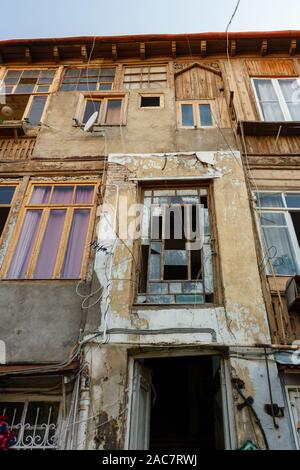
(137, 188), (213, 305)
(80, 96), (124, 126)
(124, 66), (167, 89)
(178, 101), (213, 128)
(0, 399), (61, 450)
(0, 69), (55, 127)
(256, 192), (300, 275)
(253, 78), (300, 121)
(0, 185), (16, 238)
(5, 183), (96, 280)
(60, 67), (115, 91)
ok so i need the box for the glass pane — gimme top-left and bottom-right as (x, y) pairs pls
(164, 250), (188, 265)
(34, 210), (66, 279)
(169, 283), (182, 294)
(199, 104), (213, 126)
(60, 84), (77, 91)
(7, 210), (42, 279)
(0, 186), (15, 204)
(30, 186), (51, 204)
(105, 100), (122, 125)
(99, 83), (112, 91)
(285, 194), (300, 209)
(182, 282), (203, 294)
(149, 242), (161, 280)
(61, 209), (90, 278)
(256, 193), (284, 208)
(260, 102), (284, 121)
(148, 283), (168, 294)
(181, 104), (194, 126)
(262, 226), (298, 275)
(77, 83), (97, 91)
(22, 70), (39, 78)
(175, 294), (205, 304)
(75, 186), (94, 204)
(99, 68), (115, 78)
(254, 79), (277, 101)
(36, 85), (49, 93)
(14, 83), (35, 94)
(27, 96), (47, 127)
(259, 212), (286, 226)
(286, 102), (300, 120)
(82, 100), (101, 124)
(51, 186), (74, 204)
(146, 295), (175, 304)
(64, 68), (81, 78)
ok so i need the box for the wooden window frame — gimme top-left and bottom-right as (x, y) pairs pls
(74, 92), (128, 127)
(136, 185), (215, 306)
(285, 385), (300, 450)
(123, 65), (168, 90)
(255, 190), (300, 276)
(60, 66), (116, 92)
(0, 182), (19, 244)
(177, 100), (215, 129)
(138, 93), (165, 109)
(0, 68), (57, 95)
(252, 77), (300, 122)
(0, 181), (98, 280)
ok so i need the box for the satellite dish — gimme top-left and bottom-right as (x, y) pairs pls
(84, 111), (99, 132)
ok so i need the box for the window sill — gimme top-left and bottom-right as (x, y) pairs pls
(237, 120), (300, 136)
(132, 303), (216, 310)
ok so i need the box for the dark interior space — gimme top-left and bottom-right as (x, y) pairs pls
(145, 355), (224, 451)
(291, 212), (300, 246)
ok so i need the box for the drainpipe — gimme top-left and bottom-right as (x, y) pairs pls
(76, 365), (91, 450)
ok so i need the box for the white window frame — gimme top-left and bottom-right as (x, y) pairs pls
(177, 100), (214, 129)
(255, 191), (300, 276)
(285, 385), (300, 450)
(252, 77), (300, 122)
(0, 395), (62, 450)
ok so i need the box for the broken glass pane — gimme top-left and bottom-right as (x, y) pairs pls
(183, 282), (204, 294)
(137, 294), (147, 304)
(169, 283), (182, 294)
(164, 250), (188, 266)
(147, 295), (175, 304)
(148, 283), (168, 294)
(149, 242), (161, 280)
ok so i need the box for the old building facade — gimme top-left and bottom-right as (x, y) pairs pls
(0, 31), (299, 450)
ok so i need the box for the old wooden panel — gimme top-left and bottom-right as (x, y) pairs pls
(0, 137), (36, 160)
(246, 59), (298, 77)
(243, 135), (300, 155)
(175, 65), (223, 100)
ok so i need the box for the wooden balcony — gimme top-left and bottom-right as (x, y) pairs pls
(0, 137), (36, 160)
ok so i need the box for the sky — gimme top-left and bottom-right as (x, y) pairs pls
(0, 0), (300, 40)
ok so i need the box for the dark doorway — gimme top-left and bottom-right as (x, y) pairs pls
(144, 355), (225, 451)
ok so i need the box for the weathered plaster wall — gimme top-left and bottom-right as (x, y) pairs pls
(0, 282), (87, 363)
(32, 90), (236, 159)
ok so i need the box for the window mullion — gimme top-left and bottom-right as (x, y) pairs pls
(26, 208), (49, 279)
(53, 207), (73, 278)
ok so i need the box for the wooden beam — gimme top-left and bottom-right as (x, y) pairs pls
(53, 46), (60, 62)
(81, 45), (88, 62)
(112, 44), (118, 61)
(230, 40), (237, 56)
(289, 39), (297, 56)
(201, 40), (207, 57)
(140, 42), (146, 59)
(25, 47), (31, 63)
(172, 41), (177, 59)
(261, 39), (268, 56)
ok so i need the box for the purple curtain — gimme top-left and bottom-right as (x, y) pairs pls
(51, 186), (73, 204)
(8, 210), (42, 279)
(30, 186), (51, 204)
(61, 209), (90, 278)
(34, 210), (66, 279)
(75, 186), (94, 204)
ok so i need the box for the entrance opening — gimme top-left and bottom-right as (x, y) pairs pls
(129, 355), (225, 450)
